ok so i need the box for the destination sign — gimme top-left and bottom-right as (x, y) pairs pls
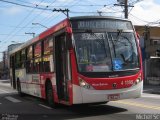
(71, 19), (132, 30)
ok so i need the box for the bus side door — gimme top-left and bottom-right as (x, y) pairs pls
(55, 33), (70, 101)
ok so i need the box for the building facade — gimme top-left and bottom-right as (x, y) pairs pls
(135, 26), (160, 85)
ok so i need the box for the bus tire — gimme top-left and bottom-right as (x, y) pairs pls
(46, 82), (57, 108)
(17, 80), (24, 97)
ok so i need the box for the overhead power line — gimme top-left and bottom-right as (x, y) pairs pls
(0, 0), (51, 11)
(15, 0), (35, 6)
(0, 0), (69, 17)
(130, 0), (144, 5)
(70, 11), (122, 14)
(0, 0), (68, 46)
(0, 33), (28, 36)
(47, 4), (112, 8)
(37, 0), (82, 30)
(0, 0), (45, 47)
(25, 0), (57, 33)
(130, 14), (160, 27)
(130, 14), (151, 23)
(0, 0), (113, 11)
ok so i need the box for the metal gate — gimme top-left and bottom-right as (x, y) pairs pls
(145, 57), (160, 85)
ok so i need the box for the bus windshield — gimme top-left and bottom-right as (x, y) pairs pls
(74, 32), (139, 72)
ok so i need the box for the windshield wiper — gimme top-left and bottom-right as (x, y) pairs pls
(116, 29), (123, 40)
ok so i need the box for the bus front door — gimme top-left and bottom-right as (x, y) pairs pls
(55, 33), (69, 101)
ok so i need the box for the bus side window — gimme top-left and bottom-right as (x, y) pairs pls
(26, 46), (33, 73)
(15, 51), (21, 69)
(42, 37), (54, 73)
(21, 49), (26, 68)
(33, 41), (42, 73)
(43, 56), (50, 72)
(26, 61), (31, 73)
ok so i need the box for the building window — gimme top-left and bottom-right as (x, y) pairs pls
(153, 40), (158, 45)
(152, 39), (160, 45)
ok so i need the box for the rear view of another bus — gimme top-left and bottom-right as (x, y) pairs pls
(70, 16), (143, 104)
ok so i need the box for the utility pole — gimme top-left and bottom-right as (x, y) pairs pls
(3, 52), (5, 71)
(114, 0), (134, 19)
(52, 8), (70, 18)
(3, 51), (6, 79)
(144, 25), (150, 59)
(124, 0), (128, 19)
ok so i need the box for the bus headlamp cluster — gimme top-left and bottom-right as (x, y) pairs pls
(79, 78), (94, 90)
(133, 74), (142, 86)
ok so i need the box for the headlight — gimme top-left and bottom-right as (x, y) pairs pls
(133, 74), (142, 86)
(79, 78), (94, 90)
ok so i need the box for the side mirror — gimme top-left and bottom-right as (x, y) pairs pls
(136, 32), (140, 40)
(136, 32), (141, 46)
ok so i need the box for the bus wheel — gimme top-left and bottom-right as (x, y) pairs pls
(46, 82), (57, 108)
(17, 80), (24, 97)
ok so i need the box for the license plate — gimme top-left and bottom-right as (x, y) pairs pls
(108, 94), (120, 101)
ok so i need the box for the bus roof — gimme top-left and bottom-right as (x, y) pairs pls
(9, 16), (131, 55)
(69, 16), (130, 22)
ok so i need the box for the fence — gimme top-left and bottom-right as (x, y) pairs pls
(144, 57), (160, 85)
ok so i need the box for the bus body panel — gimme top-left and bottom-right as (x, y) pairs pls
(15, 69), (58, 99)
(78, 71), (142, 90)
(80, 81), (143, 103)
(72, 84), (83, 104)
(21, 82), (42, 97)
(72, 71), (143, 104)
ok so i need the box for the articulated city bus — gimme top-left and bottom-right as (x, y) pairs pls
(9, 16), (143, 107)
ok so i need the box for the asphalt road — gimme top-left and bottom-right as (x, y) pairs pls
(0, 80), (160, 120)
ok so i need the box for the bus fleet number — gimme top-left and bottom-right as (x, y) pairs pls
(121, 80), (134, 85)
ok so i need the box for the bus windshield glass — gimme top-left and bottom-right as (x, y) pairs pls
(73, 32), (139, 72)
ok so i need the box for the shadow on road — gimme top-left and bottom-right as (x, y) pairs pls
(67, 104), (127, 115)
(0, 92), (128, 120)
(15, 101), (127, 120)
(17, 103), (128, 120)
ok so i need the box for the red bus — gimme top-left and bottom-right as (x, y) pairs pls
(9, 16), (143, 107)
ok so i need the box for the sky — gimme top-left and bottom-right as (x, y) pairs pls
(0, 0), (160, 61)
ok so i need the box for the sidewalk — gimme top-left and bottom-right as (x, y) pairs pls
(143, 84), (160, 94)
(0, 79), (11, 87)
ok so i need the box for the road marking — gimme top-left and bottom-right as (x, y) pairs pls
(5, 96), (21, 103)
(0, 89), (10, 93)
(143, 89), (154, 92)
(39, 104), (52, 109)
(142, 93), (160, 99)
(112, 101), (160, 110)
